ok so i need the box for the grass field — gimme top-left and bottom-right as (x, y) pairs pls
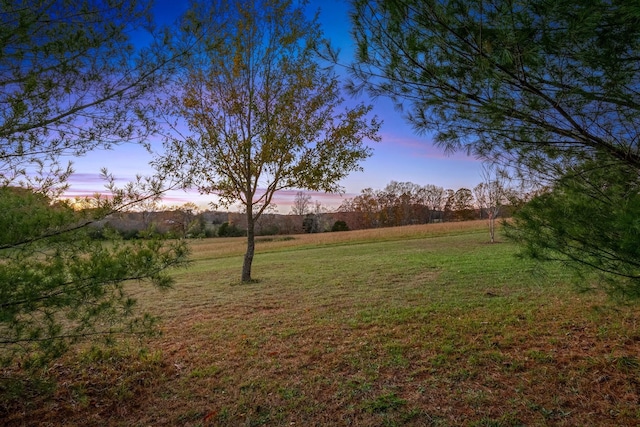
(4, 221), (640, 426)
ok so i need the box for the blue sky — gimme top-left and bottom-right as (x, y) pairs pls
(64, 0), (483, 212)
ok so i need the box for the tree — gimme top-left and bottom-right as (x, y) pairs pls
(290, 191), (312, 216)
(382, 181), (421, 226)
(167, 202), (203, 238)
(349, 0), (640, 293)
(421, 184), (444, 223)
(0, 186), (189, 367)
(505, 156), (640, 297)
(452, 188), (475, 221)
(474, 164), (509, 243)
(0, 1), (189, 366)
(331, 220), (350, 232)
(442, 189), (456, 222)
(157, 0), (380, 282)
(305, 200), (330, 233)
(339, 187), (381, 229)
(218, 221), (245, 237)
(1, 0), (178, 190)
(302, 214), (318, 233)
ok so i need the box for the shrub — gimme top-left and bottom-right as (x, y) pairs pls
(331, 220), (350, 232)
(217, 222), (245, 237)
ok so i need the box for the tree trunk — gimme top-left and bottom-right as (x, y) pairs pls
(488, 211), (496, 243)
(242, 209), (255, 282)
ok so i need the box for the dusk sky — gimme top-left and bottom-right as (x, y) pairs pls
(64, 0), (483, 212)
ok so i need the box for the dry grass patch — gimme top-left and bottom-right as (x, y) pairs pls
(189, 220), (487, 261)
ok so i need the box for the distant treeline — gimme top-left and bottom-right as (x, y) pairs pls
(336, 180), (525, 229)
(92, 180), (529, 239)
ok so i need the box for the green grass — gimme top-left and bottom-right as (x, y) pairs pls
(3, 221), (640, 426)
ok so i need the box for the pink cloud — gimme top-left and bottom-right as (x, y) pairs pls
(63, 176), (358, 213)
(63, 188), (109, 196)
(378, 132), (479, 162)
(68, 172), (129, 184)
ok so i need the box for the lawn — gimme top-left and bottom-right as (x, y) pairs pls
(3, 221), (640, 426)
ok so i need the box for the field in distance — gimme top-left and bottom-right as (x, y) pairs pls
(6, 221), (640, 426)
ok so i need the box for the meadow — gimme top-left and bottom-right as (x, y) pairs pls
(4, 221), (640, 426)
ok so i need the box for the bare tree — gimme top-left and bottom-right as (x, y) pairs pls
(422, 184), (445, 223)
(474, 165), (509, 243)
(452, 188), (474, 221)
(166, 202), (202, 238)
(290, 191), (312, 216)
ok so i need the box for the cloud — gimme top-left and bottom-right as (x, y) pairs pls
(67, 173), (105, 184)
(61, 189), (111, 199)
(62, 180), (365, 214)
(378, 132), (479, 162)
(68, 172), (130, 185)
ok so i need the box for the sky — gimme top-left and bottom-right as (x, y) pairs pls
(64, 0), (483, 213)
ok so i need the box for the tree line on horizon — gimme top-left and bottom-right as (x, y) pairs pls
(97, 174), (528, 239)
(336, 178), (525, 230)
